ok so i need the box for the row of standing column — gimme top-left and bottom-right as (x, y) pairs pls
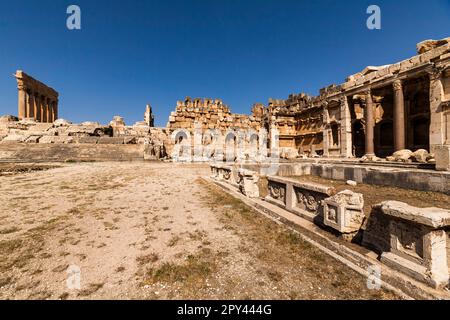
(364, 80), (405, 157)
(18, 89), (58, 123)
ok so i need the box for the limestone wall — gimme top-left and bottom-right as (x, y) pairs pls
(167, 97), (262, 131)
(0, 143), (145, 162)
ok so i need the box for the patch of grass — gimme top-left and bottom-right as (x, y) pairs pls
(0, 276), (12, 287)
(0, 227), (20, 234)
(116, 266), (126, 273)
(197, 178), (400, 300)
(267, 270), (283, 282)
(167, 235), (180, 247)
(142, 251), (217, 286)
(52, 264), (69, 273)
(78, 283), (104, 297)
(59, 292), (70, 300)
(103, 221), (118, 230)
(0, 239), (23, 255)
(136, 253), (159, 266)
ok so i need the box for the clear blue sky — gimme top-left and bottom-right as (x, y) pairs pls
(0, 0), (449, 126)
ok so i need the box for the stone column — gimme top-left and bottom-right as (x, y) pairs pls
(48, 100), (54, 123)
(53, 100), (58, 121)
(17, 87), (27, 120)
(393, 80), (406, 151)
(428, 68), (445, 154)
(364, 89), (375, 157)
(27, 92), (34, 119)
(41, 98), (47, 122)
(46, 99), (51, 123)
(34, 95), (40, 122)
(322, 103), (330, 157)
(340, 96), (353, 157)
(39, 96), (46, 123)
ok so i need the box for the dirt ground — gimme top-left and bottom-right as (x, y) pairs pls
(0, 162), (399, 300)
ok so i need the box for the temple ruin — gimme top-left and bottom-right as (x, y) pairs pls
(0, 37), (449, 299)
(3, 37), (450, 167)
(15, 70), (59, 123)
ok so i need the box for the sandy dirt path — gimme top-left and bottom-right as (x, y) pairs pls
(0, 162), (398, 300)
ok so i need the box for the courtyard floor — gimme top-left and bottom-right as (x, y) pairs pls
(0, 162), (398, 300)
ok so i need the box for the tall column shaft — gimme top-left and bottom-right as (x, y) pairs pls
(34, 95), (40, 122)
(49, 101), (54, 123)
(27, 93), (34, 118)
(340, 95), (353, 158)
(365, 89), (375, 156)
(18, 89), (27, 119)
(40, 98), (45, 122)
(45, 100), (50, 123)
(53, 100), (58, 121)
(393, 80), (406, 151)
(428, 68), (444, 153)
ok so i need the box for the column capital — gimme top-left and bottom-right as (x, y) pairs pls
(428, 67), (444, 81)
(363, 88), (372, 96)
(393, 79), (403, 91)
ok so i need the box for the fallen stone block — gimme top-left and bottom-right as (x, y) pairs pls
(412, 149), (431, 163)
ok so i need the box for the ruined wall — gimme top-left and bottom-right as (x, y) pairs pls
(2, 37), (449, 164)
(0, 115), (168, 162)
(167, 97), (262, 132)
(265, 94), (324, 157)
(0, 143), (144, 162)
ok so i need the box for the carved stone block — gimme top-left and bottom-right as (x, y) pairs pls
(323, 190), (365, 233)
(375, 201), (450, 289)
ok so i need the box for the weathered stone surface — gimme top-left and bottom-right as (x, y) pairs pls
(97, 137), (124, 145)
(15, 70), (59, 123)
(417, 37), (450, 54)
(76, 136), (99, 144)
(323, 190), (365, 234)
(376, 200), (450, 289)
(0, 115), (18, 122)
(435, 145), (450, 171)
(411, 149), (433, 163)
(346, 180), (357, 186)
(54, 119), (71, 126)
(392, 149), (413, 162)
(374, 201), (450, 228)
(238, 169), (260, 198)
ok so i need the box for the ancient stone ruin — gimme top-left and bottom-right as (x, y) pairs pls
(15, 70), (59, 123)
(2, 35), (450, 168)
(1, 37), (449, 298)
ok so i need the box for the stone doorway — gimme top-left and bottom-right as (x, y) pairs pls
(352, 120), (365, 158)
